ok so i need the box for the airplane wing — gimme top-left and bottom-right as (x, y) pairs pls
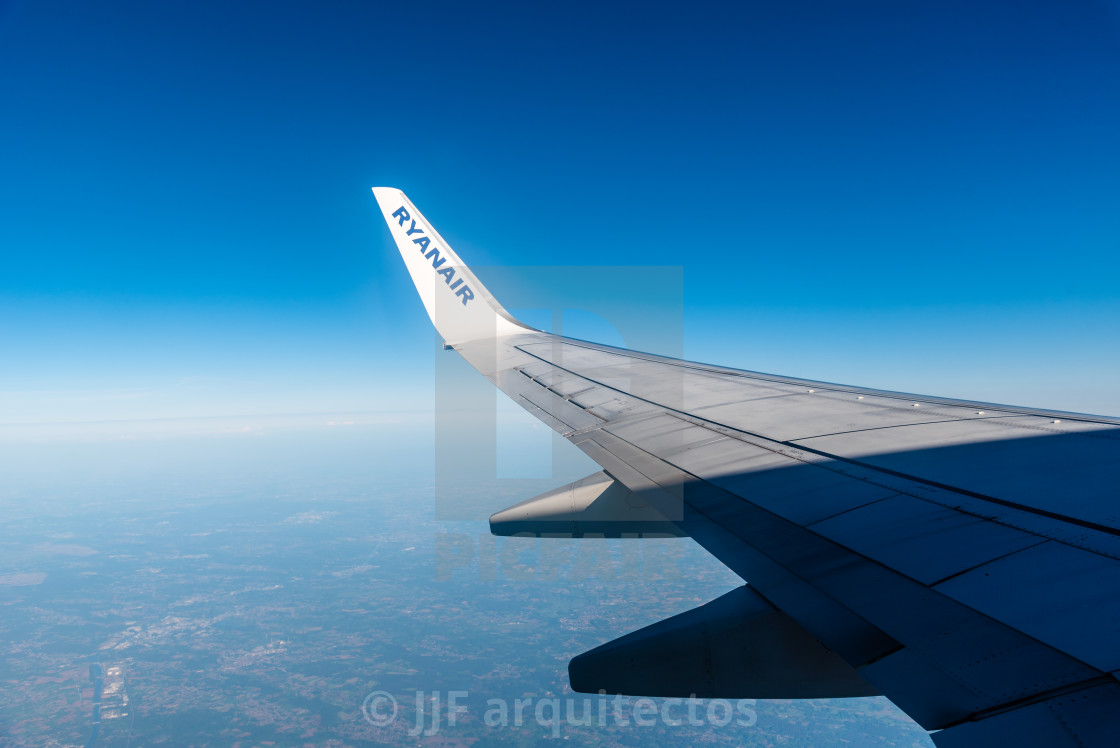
(372, 187), (1120, 747)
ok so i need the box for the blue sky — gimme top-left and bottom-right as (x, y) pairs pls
(2, 0), (1119, 442)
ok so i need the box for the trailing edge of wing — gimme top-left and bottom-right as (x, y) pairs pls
(371, 187), (530, 346)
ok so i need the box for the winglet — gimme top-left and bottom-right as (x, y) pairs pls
(372, 188), (529, 345)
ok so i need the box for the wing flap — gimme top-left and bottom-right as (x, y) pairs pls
(809, 495), (1046, 585)
(935, 541), (1120, 673)
(932, 681), (1120, 748)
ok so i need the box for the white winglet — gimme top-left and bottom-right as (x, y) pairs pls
(372, 188), (529, 345)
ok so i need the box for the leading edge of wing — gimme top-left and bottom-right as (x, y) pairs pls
(372, 188), (1119, 425)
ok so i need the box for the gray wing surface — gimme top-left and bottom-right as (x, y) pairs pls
(373, 188), (1120, 747)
